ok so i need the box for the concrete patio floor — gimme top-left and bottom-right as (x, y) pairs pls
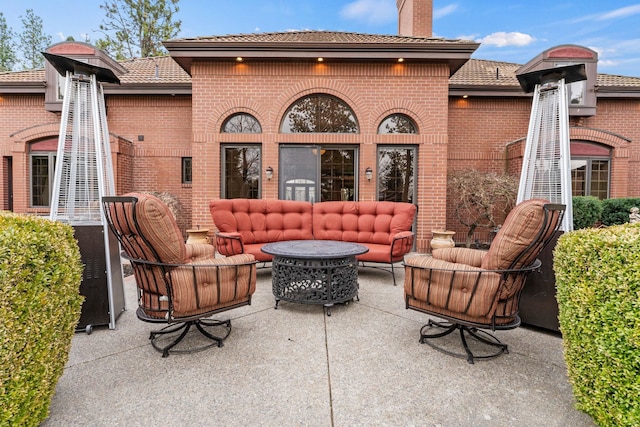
(42, 261), (594, 427)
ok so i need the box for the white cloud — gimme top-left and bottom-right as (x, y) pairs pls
(598, 59), (618, 67)
(457, 34), (478, 42)
(434, 4), (459, 19)
(568, 4), (640, 24)
(341, 0), (397, 25)
(598, 4), (640, 20)
(476, 32), (535, 48)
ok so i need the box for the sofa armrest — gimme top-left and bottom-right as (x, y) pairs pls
(185, 243), (215, 260)
(215, 232), (244, 256)
(431, 247), (486, 267)
(390, 231), (415, 259)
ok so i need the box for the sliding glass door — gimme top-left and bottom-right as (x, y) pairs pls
(279, 145), (357, 203)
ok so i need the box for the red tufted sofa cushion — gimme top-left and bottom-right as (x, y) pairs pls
(210, 199), (416, 265)
(312, 201), (416, 263)
(210, 199), (313, 261)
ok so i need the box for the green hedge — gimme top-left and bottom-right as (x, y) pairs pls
(600, 197), (640, 226)
(0, 212), (83, 426)
(554, 224), (640, 427)
(572, 196), (602, 229)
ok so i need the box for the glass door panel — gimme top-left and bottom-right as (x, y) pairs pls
(321, 148), (355, 201)
(222, 145), (261, 199)
(280, 146), (319, 202)
(279, 145), (357, 202)
(377, 146), (416, 203)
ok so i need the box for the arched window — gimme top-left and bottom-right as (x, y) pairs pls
(221, 113), (262, 133)
(280, 94), (359, 133)
(377, 114), (417, 134)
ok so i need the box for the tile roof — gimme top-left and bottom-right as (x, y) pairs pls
(450, 59), (522, 87)
(116, 56), (191, 84)
(0, 69), (45, 82)
(169, 30), (468, 45)
(1, 56), (639, 90)
(595, 72), (640, 87)
(452, 58), (640, 89)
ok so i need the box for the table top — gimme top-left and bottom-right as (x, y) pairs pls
(261, 240), (368, 259)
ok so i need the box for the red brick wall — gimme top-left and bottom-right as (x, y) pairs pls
(105, 95), (193, 232)
(189, 60), (450, 252)
(0, 95), (61, 215)
(0, 93), (193, 232)
(397, 0), (433, 37)
(2, 66), (639, 252)
(448, 95), (640, 242)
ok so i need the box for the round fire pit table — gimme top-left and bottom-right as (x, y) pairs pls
(261, 240), (368, 316)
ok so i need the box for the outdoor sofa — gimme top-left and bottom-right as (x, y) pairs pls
(209, 199), (417, 284)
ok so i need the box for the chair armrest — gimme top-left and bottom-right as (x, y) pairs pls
(185, 243), (215, 260)
(215, 232), (244, 256)
(403, 255), (502, 318)
(167, 254), (258, 318)
(390, 231), (415, 259)
(431, 247), (486, 267)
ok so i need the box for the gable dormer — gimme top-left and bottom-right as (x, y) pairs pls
(516, 45), (598, 116)
(44, 41), (126, 112)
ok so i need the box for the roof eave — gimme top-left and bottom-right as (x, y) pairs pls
(596, 86), (640, 98)
(103, 82), (192, 95)
(163, 40), (480, 76)
(0, 81), (46, 94)
(449, 84), (530, 98)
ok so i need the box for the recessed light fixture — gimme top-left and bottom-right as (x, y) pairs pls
(398, 58), (404, 63)
(462, 95), (469, 99)
(317, 57), (324, 62)
(236, 57), (243, 62)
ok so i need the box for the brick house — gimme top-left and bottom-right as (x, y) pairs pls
(1, 0), (639, 252)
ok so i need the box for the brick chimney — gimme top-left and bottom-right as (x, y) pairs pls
(397, 0), (433, 37)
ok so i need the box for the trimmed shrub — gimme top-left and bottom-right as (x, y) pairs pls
(0, 212), (84, 426)
(600, 197), (640, 226)
(572, 196), (602, 229)
(554, 224), (640, 427)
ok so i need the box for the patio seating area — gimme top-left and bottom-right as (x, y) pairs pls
(42, 263), (594, 426)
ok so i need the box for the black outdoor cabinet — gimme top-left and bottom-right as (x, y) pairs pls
(520, 230), (562, 332)
(73, 225), (125, 333)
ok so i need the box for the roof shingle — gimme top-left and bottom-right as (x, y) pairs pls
(1, 51), (639, 89)
(169, 30), (469, 45)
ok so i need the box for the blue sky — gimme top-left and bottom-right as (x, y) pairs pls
(2, 1), (640, 77)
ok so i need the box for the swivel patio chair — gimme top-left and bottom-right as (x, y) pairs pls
(102, 193), (257, 357)
(403, 199), (564, 363)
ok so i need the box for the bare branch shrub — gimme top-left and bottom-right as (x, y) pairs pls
(448, 170), (518, 247)
(144, 191), (184, 220)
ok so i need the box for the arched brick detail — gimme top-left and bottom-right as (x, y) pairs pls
(12, 123), (122, 147)
(506, 127), (631, 194)
(507, 127), (629, 156)
(369, 102), (426, 134)
(274, 79), (363, 133)
(570, 127), (630, 154)
(9, 123), (61, 144)
(205, 99), (265, 135)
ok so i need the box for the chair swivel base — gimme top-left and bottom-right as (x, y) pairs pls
(149, 318), (232, 358)
(419, 319), (508, 364)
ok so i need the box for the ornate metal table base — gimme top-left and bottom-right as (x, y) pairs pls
(272, 255), (359, 315)
(262, 240), (368, 316)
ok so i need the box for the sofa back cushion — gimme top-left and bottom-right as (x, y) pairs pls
(481, 198), (554, 271)
(210, 199), (313, 244)
(312, 201), (416, 244)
